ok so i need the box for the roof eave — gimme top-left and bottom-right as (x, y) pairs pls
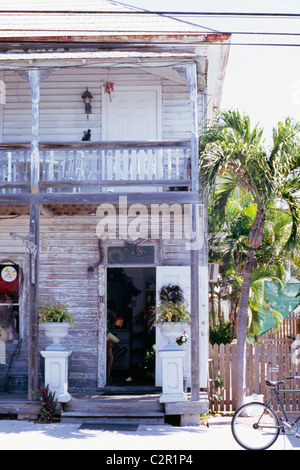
(0, 32), (231, 45)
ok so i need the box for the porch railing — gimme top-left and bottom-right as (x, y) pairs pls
(0, 141), (192, 193)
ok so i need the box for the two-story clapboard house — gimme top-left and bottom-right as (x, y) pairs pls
(0, 0), (230, 408)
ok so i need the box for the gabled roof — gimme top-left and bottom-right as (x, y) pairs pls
(0, 0), (225, 41)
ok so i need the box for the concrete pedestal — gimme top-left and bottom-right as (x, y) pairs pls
(158, 349), (187, 403)
(40, 350), (72, 403)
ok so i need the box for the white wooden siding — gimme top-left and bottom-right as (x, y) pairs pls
(2, 67), (201, 143)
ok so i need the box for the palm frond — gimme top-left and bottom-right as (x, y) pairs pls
(279, 189), (300, 251)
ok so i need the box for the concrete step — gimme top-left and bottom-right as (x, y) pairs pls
(60, 410), (165, 425)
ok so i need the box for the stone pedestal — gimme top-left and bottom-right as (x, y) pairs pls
(158, 349), (187, 403)
(40, 350), (72, 403)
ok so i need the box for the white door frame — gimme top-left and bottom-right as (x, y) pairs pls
(97, 266), (107, 388)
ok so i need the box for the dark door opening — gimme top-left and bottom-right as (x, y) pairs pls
(107, 267), (156, 386)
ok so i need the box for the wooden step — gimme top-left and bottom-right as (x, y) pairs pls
(61, 393), (165, 425)
(0, 400), (41, 419)
(60, 410), (165, 425)
(64, 394), (163, 412)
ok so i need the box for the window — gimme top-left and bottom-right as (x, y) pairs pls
(0, 264), (19, 343)
(107, 245), (155, 265)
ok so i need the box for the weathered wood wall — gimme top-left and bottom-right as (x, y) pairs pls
(1, 67), (198, 143)
(0, 207), (207, 392)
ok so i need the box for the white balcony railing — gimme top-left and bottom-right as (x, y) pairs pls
(0, 141), (192, 193)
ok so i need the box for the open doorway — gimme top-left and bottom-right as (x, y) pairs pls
(107, 267), (156, 386)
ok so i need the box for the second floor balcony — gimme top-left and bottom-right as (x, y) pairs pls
(0, 140), (192, 195)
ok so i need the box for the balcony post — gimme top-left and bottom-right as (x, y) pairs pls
(28, 69), (41, 400)
(187, 63), (200, 402)
(28, 70), (40, 193)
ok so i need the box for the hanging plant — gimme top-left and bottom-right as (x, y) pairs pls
(152, 284), (191, 326)
(103, 68), (115, 102)
(159, 284), (185, 303)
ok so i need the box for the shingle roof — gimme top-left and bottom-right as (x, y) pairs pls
(0, 0), (138, 11)
(0, 0), (214, 38)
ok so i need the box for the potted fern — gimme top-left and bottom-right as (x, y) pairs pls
(154, 285), (191, 349)
(38, 301), (76, 351)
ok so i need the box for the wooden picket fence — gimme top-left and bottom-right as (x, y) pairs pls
(209, 342), (300, 413)
(259, 314), (300, 344)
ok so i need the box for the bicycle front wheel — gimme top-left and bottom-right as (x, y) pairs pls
(232, 402), (280, 450)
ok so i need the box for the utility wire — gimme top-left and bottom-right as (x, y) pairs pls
(1, 11), (300, 17)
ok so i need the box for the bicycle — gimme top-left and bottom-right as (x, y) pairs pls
(231, 376), (300, 450)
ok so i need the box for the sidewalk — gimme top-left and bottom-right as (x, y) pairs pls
(0, 416), (299, 451)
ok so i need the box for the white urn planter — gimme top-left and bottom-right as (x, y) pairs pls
(160, 322), (189, 350)
(40, 322), (70, 351)
(158, 322), (189, 403)
(40, 322), (72, 403)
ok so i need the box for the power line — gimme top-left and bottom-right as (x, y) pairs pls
(1, 11), (300, 18)
(142, 12), (300, 18)
(210, 42), (300, 47)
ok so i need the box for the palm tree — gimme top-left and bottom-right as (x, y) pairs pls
(199, 110), (300, 408)
(209, 188), (296, 336)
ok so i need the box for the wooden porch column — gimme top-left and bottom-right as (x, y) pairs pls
(187, 63), (200, 402)
(28, 70), (41, 400)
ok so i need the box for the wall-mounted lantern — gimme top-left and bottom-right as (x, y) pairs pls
(87, 266), (95, 279)
(81, 87), (93, 120)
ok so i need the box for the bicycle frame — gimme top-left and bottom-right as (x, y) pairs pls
(232, 378), (300, 450)
(264, 385), (300, 430)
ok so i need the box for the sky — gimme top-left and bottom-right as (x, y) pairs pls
(123, 0), (300, 146)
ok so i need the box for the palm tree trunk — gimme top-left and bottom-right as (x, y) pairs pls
(235, 208), (266, 409)
(235, 247), (256, 409)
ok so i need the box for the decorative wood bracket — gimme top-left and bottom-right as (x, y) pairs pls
(15, 69), (54, 84)
(10, 232), (38, 258)
(173, 66), (188, 81)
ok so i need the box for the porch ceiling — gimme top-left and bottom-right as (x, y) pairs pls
(0, 51), (209, 89)
(0, 54), (206, 82)
(0, 50), (203, 63)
